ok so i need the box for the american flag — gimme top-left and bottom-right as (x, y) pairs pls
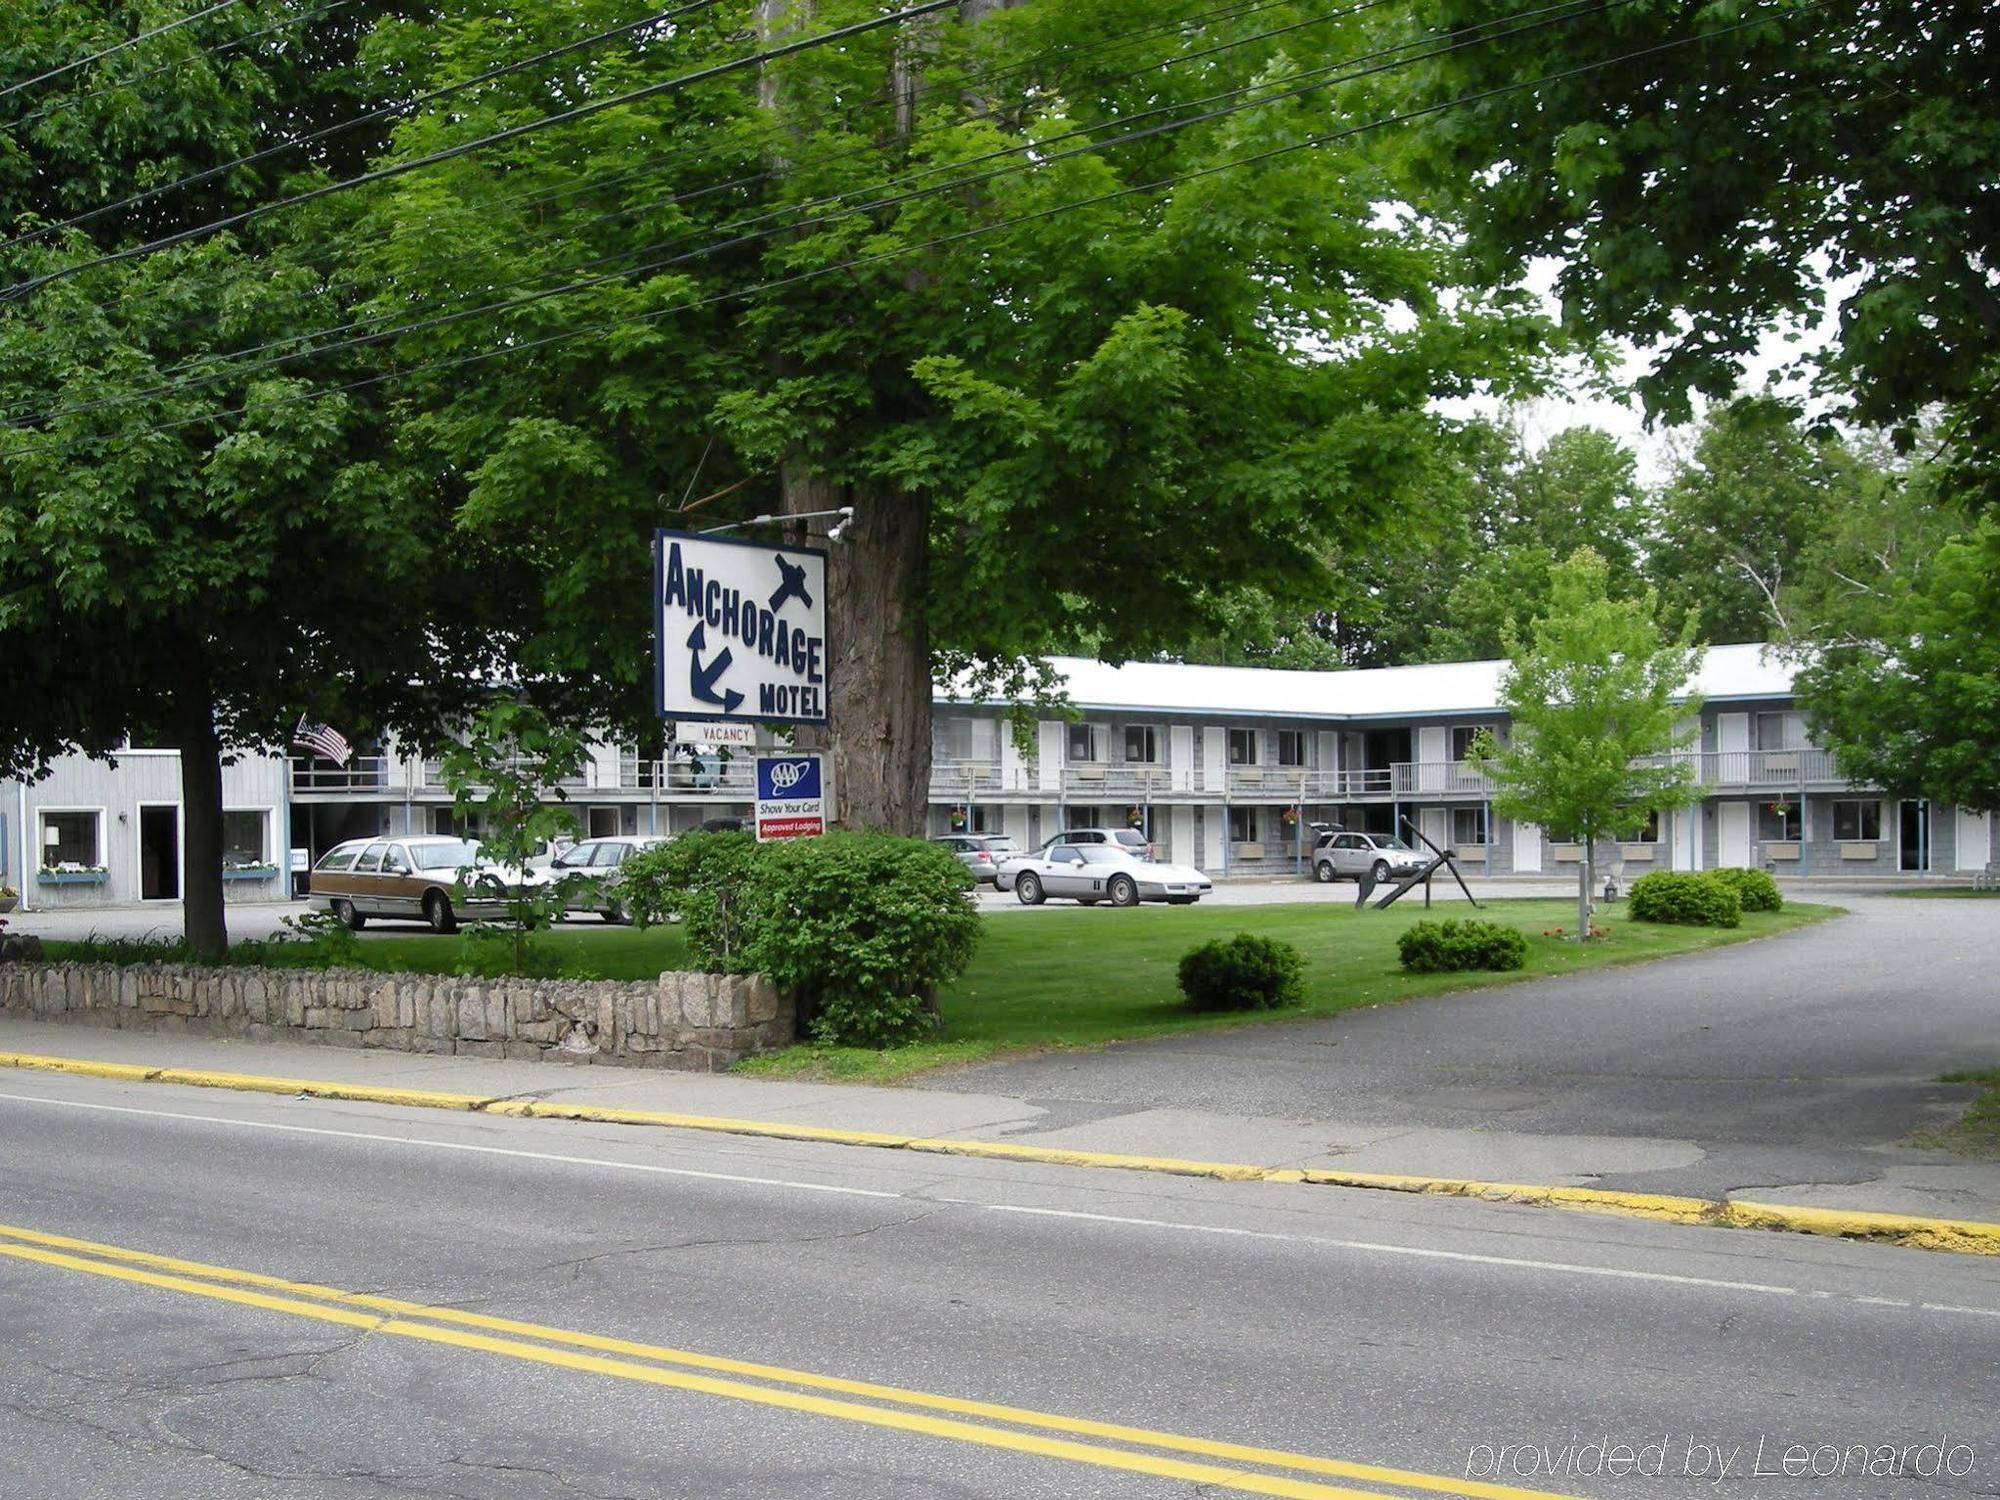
(292, 716), (352, 766)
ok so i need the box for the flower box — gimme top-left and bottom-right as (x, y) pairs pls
(1839, 842), (1878, 861)
(1618, 843), (1657, 861)
(1549, 843), (1585, 862)
(222, 866), (280, 881)
(0, 894), (17, 914)
(38, 870), (108, 886)
(1765, 842), (1802, 861)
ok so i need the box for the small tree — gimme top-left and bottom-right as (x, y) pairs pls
(1472, 549), (1704, 942)
(438, 702), (585, 974)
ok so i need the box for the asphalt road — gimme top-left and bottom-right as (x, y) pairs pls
(925, 894), (2000, 1203)
(2, 1068), (1998, 1499)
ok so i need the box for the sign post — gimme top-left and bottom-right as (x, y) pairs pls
(755, 754), (825, 842)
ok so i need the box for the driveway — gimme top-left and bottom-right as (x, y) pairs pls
(922, 894), (2000, 1211)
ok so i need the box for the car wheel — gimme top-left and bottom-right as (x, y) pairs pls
(1313, 860), (1336, 884)
(425, 890), (458, 935)
(1107, 874), (1139, 908)
(1370, 859), (1390, 885)
(332, 898), (365, 932)
(1015, 872), (1045, 906)
(602, 900), (630, 925)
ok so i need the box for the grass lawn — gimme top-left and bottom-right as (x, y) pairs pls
(743, 897), (1839, 1083)
(1911, 1069), (2000, 1158)
(45, 899), (1838, 1085)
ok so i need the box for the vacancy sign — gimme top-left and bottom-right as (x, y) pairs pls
(671, 721), (759, 748)
(756, 753), (825, 842)
(654, 530), (828, 725)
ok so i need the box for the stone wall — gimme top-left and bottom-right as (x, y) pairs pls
(0, 962), (793, 1071)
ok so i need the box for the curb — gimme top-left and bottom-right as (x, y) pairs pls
(6, 1049), (1998, 1257)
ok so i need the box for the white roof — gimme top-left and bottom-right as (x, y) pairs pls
(943, 643), (1794, 720)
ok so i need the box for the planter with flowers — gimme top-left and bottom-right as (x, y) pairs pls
(0, 886), (16, 914)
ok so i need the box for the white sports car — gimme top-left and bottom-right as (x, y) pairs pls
(997, 843), (1212, 907)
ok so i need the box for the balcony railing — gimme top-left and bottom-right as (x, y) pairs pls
(620, 759), (758, 796)
(1700, 748), (1842, 786)
(288, 755), (394, 793)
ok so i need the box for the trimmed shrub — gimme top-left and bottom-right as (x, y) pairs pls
(619, 830), (760, 971)
(739, 832), (979, 1048)
(1705, 865), (1783, 912)
(1177, 933), (1307, 1013)
(1396, 918), (1529, 974)
(1626, 869), (1741, 928)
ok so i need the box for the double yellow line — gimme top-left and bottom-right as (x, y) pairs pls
(0, 1220), (1582, 1500)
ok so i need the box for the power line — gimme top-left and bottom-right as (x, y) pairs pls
(0, 0), (1340, 409)
(1, 0), (731, 255)
(5, 0), (1605, 428)
(8, 0), (359, 134)
(3, 0), (961, 302)
(0, 4), (1818, 459)
(0, 0), (241, 102)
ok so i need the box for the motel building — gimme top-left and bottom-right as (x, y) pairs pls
(4, 644), (1991, 910)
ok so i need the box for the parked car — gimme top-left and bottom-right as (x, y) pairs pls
(1035, 826), (1157, 861)
(548, 835), (670, 922)
(933, 833), (1019, 883)
(1312, 830), (1427, 885)
(308, 836), (512, 934)
(1000, 844), (1211, 907)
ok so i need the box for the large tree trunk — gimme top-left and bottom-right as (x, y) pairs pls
(781, 465), (932, 833)
(175, 689), (229, 959)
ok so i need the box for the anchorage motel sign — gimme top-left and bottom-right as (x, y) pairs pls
(653, 530), (829, 725)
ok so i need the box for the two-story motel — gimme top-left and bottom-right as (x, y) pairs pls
(5, 644), (1990, 909)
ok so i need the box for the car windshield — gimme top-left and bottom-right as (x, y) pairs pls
(1372, 836), (1414, 852)
(411, 840), (482, 871)
(1078, 846), (1129, 865)
(981, 838), (1018, 853)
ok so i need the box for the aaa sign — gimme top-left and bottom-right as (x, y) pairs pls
(654, 530), (828, 724)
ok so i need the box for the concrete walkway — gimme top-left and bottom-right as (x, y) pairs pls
(4, 891), (1998, 1229)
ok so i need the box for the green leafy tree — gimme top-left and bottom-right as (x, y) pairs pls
(438, 701), (587, 971)
(1403, 0), (2000, 499)
(1473, 548), (1703, 940)
(0, 3), (507, 958)
(335, 0), (1549, 830)
(1646, 399), (1866, 645)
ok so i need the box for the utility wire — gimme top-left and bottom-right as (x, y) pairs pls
(0, 0), (731, 255)
(0, 4), (1819, 459)
(0, 0), (1338, 400)
(2, 0), (960, 302)
(7, 0), (358, 133)
(5, 0), (1605, 427)
(0, 0), (241, 102)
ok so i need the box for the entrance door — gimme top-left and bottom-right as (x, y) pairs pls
(588, 806), (619, 837)
(1717, 802), (1752, 868)
(138, 805), (181, 901)
(1900, 800), (1931, 873)
(1956, 808), (1992, 872)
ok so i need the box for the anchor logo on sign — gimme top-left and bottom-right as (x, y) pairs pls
(686, 623), (744, 714)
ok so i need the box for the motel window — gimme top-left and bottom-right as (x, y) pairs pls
(1227, 729), (1259, 766)
(939, 717), (974, 761)
(1228, 806), (1260, 843)
(222, 810), (271, 869)
(1759, 801), (1802, 840)
(1756, 712), (1793, 750)
(1450, 807), (1488, 847)
(949, 806), (994, 834)
(1833, 800), (1881, 841)
(1066, 807), (1103, 832)
(1631, 809), (1661, 843)
(1067, 723), (1103, 762)
(1124, 726), (1161, 764)
(1451, 726), (1481, 762)
(40, 810), (101, 869)
(1275, 730), (1306, 767)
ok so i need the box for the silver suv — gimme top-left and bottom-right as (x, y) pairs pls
(1312, 830), (1426, 885)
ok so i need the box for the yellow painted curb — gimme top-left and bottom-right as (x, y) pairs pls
(4, 1048), (1998, 1256)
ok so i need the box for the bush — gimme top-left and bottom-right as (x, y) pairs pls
(739, 832), (979, 1048)
(1626, 870), (1742, 928)
(1177, 933), (1307, 1012)
(1396, 918), (1530, 974)
(1704, 865), (1783, 912)
(619, 830), (759, 971)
